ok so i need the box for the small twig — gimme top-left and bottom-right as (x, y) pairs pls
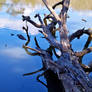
(22, 15), (43, 28)
(34, 14), (44, 25)
(52, 1), (63, 9)
(42, 0), (61, 21)
(23, 47), (39, 56)
(75, 47), (92, 57)
(37, 71), (47, 87)
(23, 22), (30, 46)
(23, 68), (43, 76)
(34, 37), (41, 48)
(23, 45), (41, 53)
(83, 36), (92, 50)
(69, 28), (92, 42)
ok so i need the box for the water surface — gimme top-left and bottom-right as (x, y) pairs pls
(0, 0), (92, 92)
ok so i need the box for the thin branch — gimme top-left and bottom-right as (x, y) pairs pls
(22, 23), (30, 46)
(43, 14), (56, 26)
(83, 36), (92, 50)
(42, 0), (61, 21)
(34, 14), (44, 25)
(75, 47), (92, 57)
(71, 29), (92, 63)
(34, 37), (41, 48)
(23, 68), (43, 76)
(69, 28), (92, 42)
(23, 45), (41, 54)
(52, 1), (63, 9)
(23, 47), (39, 56)
(37, 71), (47, 87)
(22, 15), (43, 28)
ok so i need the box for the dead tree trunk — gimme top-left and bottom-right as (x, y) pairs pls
(22, 0), (92, 92)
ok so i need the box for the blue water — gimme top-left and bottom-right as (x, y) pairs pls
(0, 28), (47, 92)
(0, 1), (92, 92)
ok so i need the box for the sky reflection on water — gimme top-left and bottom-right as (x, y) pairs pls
(0, 28), (47, 92)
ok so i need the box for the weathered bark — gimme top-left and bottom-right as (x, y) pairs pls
(22, 0), (92, 92)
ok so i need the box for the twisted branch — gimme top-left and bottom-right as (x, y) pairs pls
(75, 47), (92, 57)
(42, 0), (61, 21)
(69, 28), (92, 42)
(22, 15), (43, 28)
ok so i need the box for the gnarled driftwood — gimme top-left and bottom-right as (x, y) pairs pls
(22, 0), (92, 92)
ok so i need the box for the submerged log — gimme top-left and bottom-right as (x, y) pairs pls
(22, 0), (92, 92)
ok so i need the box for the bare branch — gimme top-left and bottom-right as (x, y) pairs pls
(83, 36), (92, 50)
(22, 15), (43, 28)
(23, 68), (43, 76)
(22, 23), (30, 46)
(42, 0), (61, 21)
(69, 28), (92, 42)
(34, 14), (44, 25)
(23, 45), (41, 54)
(52, 1), (63, 9)
(34, 37), (41, 48)
(37, 71), (47, 87)
(23, 47), (39, 56)
(75, 47), (92, 57)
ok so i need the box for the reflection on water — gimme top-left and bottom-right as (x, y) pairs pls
(1, 47), (27, 59)
(0, 28), (47, 92)
(0, 0), (92, 92)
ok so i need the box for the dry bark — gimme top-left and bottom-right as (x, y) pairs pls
(22, 0), (92, 92)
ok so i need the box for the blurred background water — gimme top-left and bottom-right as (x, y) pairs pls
(0, 0), (92, 92)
